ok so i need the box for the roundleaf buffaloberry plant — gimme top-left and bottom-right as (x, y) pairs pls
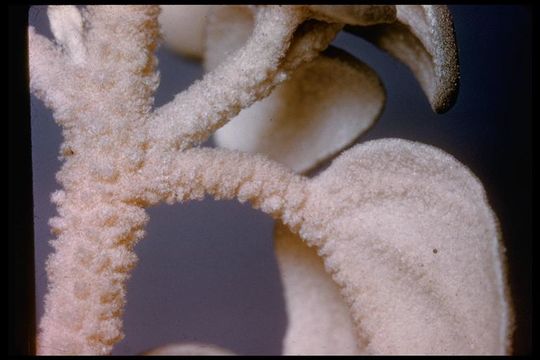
(29, 5), (513, 355)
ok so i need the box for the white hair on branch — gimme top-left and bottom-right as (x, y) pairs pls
(29, 4), (512, 355)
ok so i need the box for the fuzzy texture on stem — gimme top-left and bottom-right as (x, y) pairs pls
(29, 5), (341, 354)
(201, 7), (510, 354)
(30, 4), (512, 355)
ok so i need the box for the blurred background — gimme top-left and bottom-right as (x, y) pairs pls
(29, 6), (531, 355)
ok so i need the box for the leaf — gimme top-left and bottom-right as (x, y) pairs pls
(348, 5), (459, 113)
(275, 221), (364, 355)
(143, 342), (235, 355)
(214, 48), (385, 173)
(159, 5), (214, 59)
(301, 138), (512, 354)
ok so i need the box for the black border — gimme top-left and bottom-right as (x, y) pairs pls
(9, 4), (36, 356)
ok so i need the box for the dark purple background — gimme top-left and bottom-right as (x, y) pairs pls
(29, 6), (531, 355)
